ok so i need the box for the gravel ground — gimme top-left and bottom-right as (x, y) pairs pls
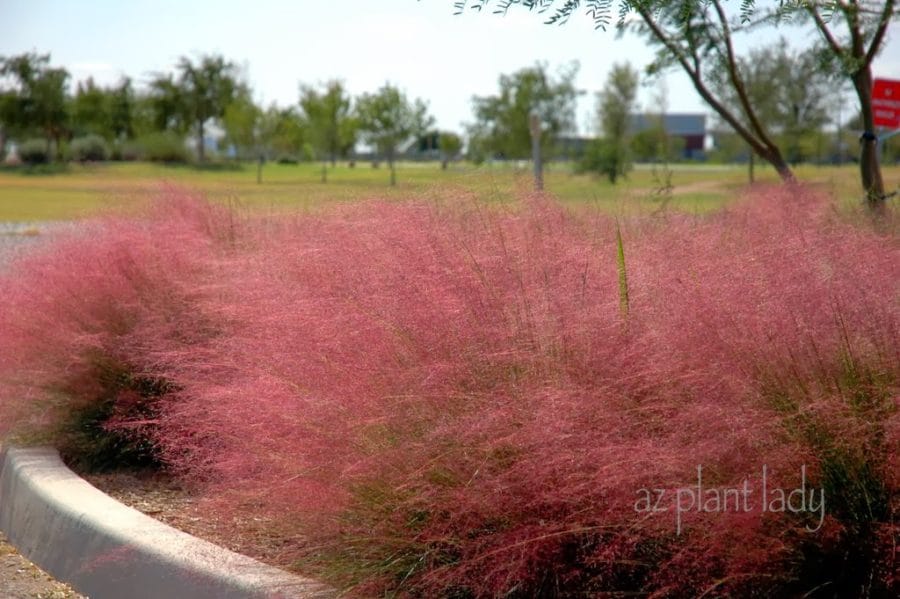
(0, 534), (84, 599)
(0, 222), (79, 271)
(1, 223), (88, 598)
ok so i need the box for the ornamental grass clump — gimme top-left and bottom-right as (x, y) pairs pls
(0, 185), (896, 597)
(0, 189), (239, 469)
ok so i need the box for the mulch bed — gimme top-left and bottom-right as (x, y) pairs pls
(82, 471), (296, 569)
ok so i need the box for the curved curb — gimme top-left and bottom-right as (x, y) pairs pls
(0, 446), (336, 599)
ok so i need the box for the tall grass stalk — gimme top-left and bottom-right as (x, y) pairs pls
(615, 218), (629, 320)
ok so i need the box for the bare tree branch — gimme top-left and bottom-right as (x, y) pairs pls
(864, 0), (895, 64)
(634, 5), (768, 160)
(711, 0), (774, 149)
(842, 2), (866, 62)
(807, 5), (846, 56)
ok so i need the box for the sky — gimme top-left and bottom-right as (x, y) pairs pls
(2, 0), (899, 135)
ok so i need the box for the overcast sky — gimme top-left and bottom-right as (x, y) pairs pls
(2, 0), (899, 134)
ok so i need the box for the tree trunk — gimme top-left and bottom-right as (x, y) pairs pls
(441, 158), (448, 170)
(197, 120), (205, 162)
(757, 146), (794, 182)
(388, 150), (396, 186)
(748, 147), (755, 184)
(853, 69), (886, 213)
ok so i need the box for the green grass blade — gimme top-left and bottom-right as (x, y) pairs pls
(615, 219), (629, 320)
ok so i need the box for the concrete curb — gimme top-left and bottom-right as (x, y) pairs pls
(0, 446), (336, 599)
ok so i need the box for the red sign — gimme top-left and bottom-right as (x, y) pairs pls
(873, 78), (900, 129)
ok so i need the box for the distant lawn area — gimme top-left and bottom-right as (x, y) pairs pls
(0, 160), (896, 221)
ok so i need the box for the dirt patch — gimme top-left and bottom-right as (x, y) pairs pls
(626, 178), (731, 200)
(669, 179), (731, 196)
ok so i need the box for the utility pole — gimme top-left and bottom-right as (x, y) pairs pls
(529, 110), (543, 192)
(836, 88), (843, 165)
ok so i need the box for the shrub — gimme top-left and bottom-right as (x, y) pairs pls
(69, 134), (109, 162)
(135, 132), (190, 163)
(18, 138), (51, 165)
(0, 187), (896, 597)
(115, 140), (144, 162)
(578, 138), (630, 183)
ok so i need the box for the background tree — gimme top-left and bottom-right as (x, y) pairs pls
(464, 127), (492, 164)
(455, 1), (793, 176)
(451, 0), (897, 211)
(709, 39), (832, 166)
(70, 77), (109, 138)
(621, 1), (799, 182)
(129, 91), (162, 140)
(0, 52), (69, 159)
(355, 83), (433, 185)
(0, 54), (39, 155)
(707, 126), (752, 163)
(175, 54), (241, 161)
(777, 48), (832, 165)
(146, 72), (187, 134)
(468, 62), (579, 160)
(632, 124), (685, 163)
(439, 131), (463, 169)
(299, 80), (357, 168)
(584, 62), (638, 183)
(260, 105), (309, 160)
(108, 77), (135, 141)
(30, 66), (68, 160)
(222, 91), (262, 160)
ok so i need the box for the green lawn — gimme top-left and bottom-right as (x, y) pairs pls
(0, 160), (895, 221)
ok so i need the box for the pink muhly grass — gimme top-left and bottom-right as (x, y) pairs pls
(0, 188), (238, 467)
(0, 185), (896, 596)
